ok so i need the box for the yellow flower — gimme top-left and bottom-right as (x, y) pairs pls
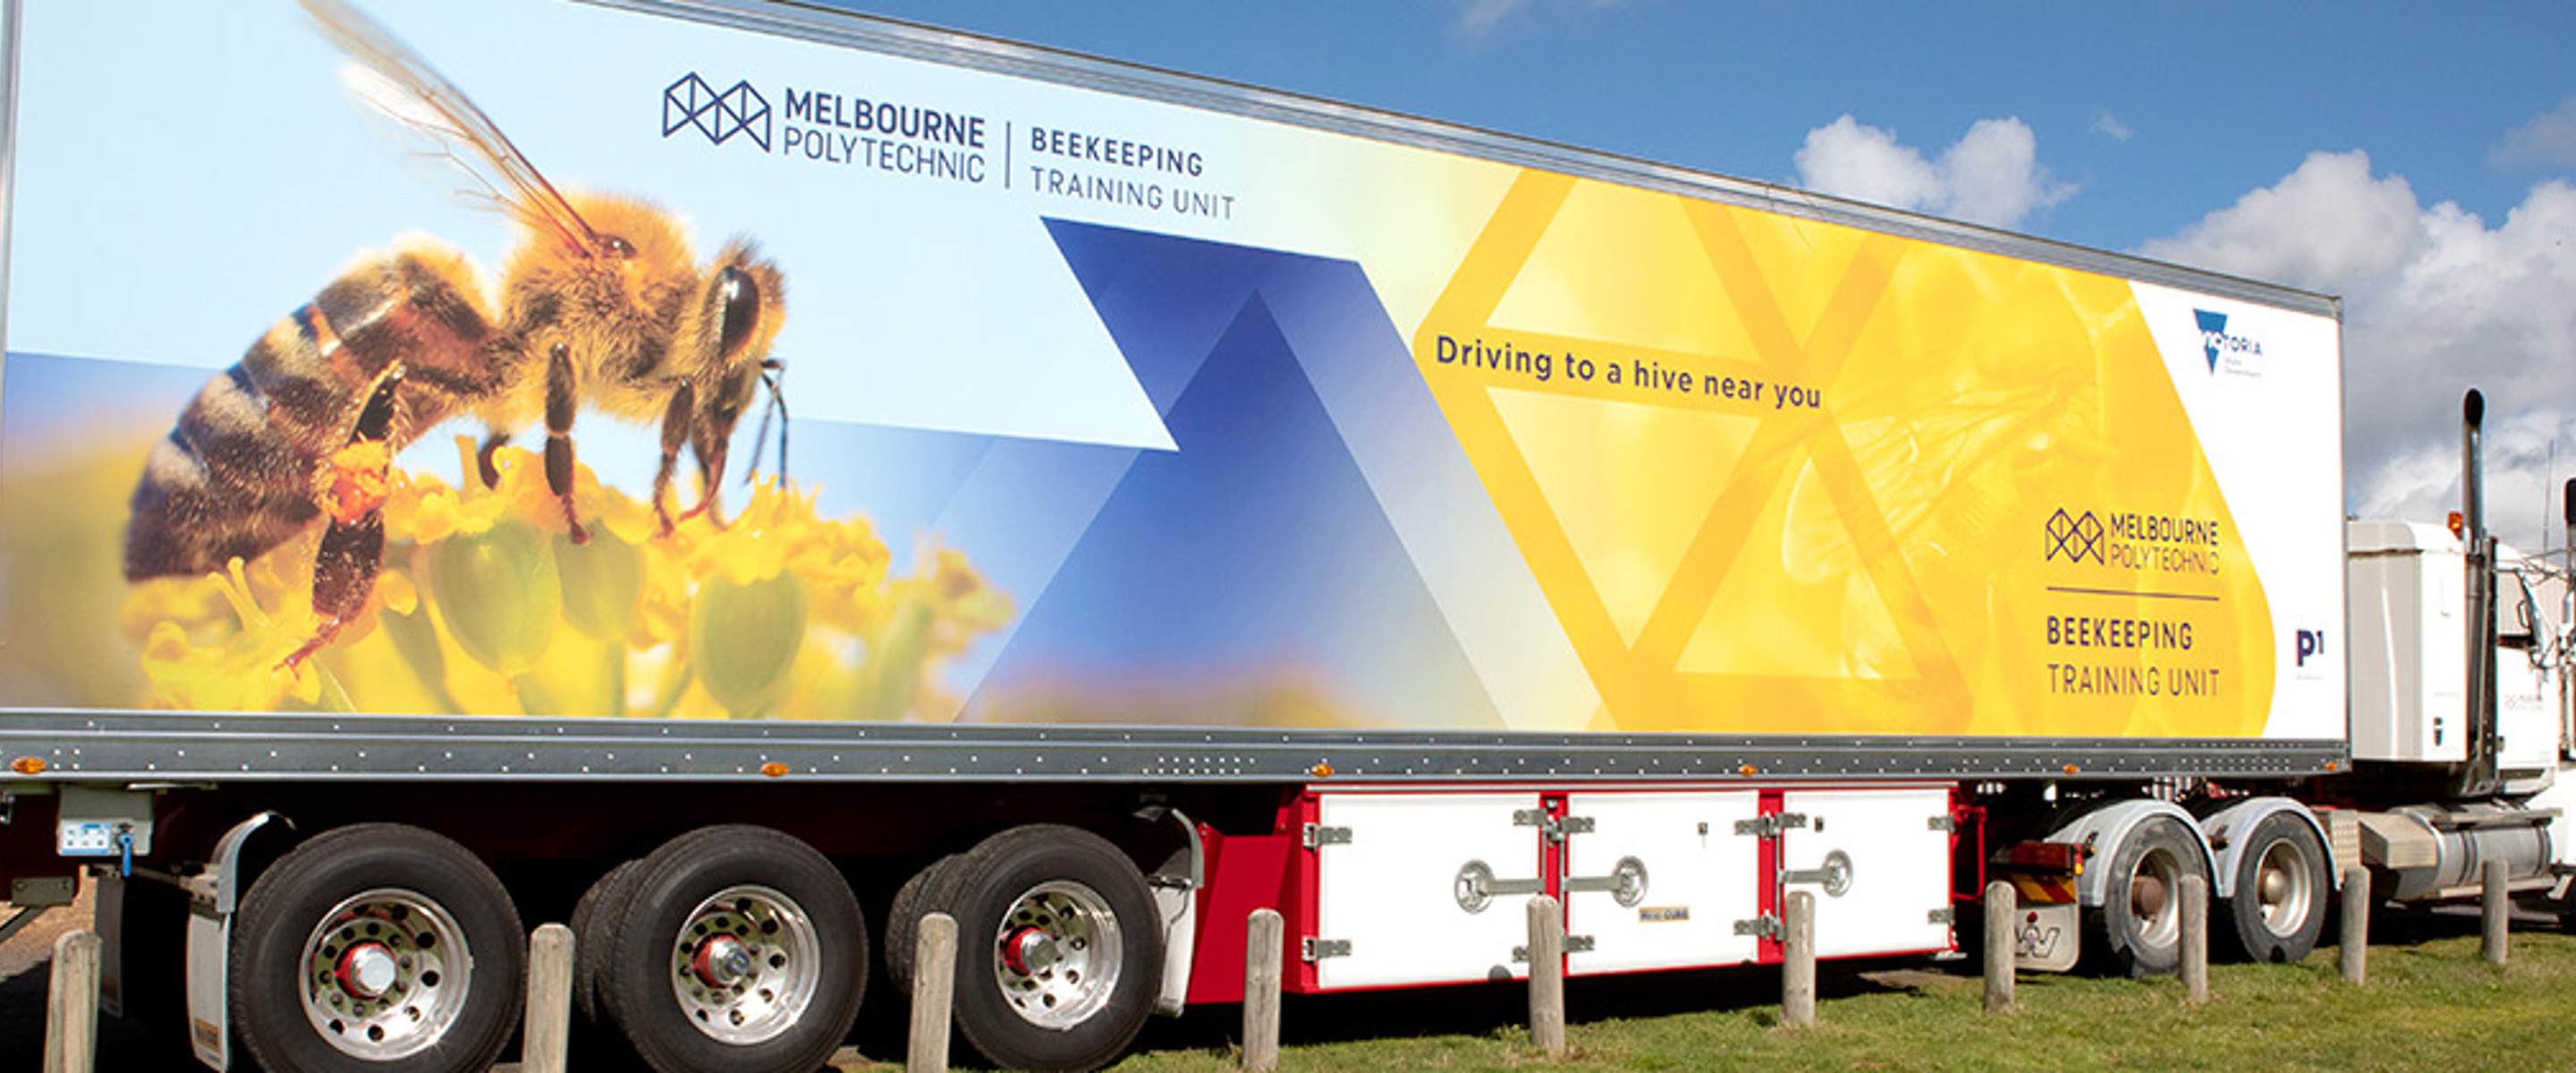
(131, 557), (327, 710)
(129, 444), (1012, 722)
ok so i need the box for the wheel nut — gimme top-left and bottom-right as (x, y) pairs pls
(335, 942), (401, 1000)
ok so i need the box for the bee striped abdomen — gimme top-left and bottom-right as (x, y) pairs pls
(123, 250), (496, 581)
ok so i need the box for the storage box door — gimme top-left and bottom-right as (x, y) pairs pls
(1563, 790), (1763, 975)
(1779, 788), (1953, 959)
(1311, 792), (1541, 990)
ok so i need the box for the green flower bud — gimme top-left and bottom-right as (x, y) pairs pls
(429, 520), (559, 678)
(555, 528), (642, 642)
(857, 593), (934, 722)
(378, 596), (463, 714)
(690, 571), (805, 719)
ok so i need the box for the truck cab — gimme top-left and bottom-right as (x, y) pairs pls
(2345, 520), (2562, 782)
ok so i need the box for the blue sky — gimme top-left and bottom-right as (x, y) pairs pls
(834, 0), (2576, 555)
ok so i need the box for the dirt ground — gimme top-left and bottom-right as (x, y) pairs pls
(0, 878), (88, 981)
(0, 877), (162, 1069)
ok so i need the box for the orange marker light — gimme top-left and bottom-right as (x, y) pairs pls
(1738, 765), (1760, 777)
(10, 757), (47, 775)
(759, 762), (789, 778)
(1309, 763), (1335, 779)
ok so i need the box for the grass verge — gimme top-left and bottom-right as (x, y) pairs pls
(843, 916), (2576, 1071)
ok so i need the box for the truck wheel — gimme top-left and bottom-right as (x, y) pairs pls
(2223, 813), (2328, 963)
(570, 858), (639, 1023)
(942, 824), (1163, 1072)
(598, 825), (868, 1073)
(2081, 815), (2205, 978)
(229, 824), (523, 1073)
(884, 853), (961, 993)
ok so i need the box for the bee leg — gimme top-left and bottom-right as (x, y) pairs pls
(475, 431), (511, 488)
(281, 370), (402, 672)
(679, 431), (732, 530)
(543, 342), (589, 545)
(650, 382), (695, 536)
(282, 510), (386, 672)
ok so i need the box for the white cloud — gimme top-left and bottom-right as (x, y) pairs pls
(1792, 114), (2073, 230)
(2142, 150), (2576, 554)
(2090, 110), (2133, 143)
(2495, 96), (2576, 169)
(1793, 115), (1941, 213)
(2354, 410), (2576, 557)
(1455, 0), (1623, 39)
(1457, 0), (1527, 38)
(2138, 150), (2421, 290)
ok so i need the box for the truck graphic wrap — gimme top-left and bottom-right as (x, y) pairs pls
(0, 0), (2342, 746)
(1411, 171), (2312, 739)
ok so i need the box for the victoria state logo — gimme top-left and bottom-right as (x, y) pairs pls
(665, 72), (771, 151)
(2045, 508), (2105, 564)
(2192, 308), (2262, 374)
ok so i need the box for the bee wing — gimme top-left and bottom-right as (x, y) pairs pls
(300, 0), (597, 254)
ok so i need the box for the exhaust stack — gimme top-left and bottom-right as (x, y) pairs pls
(2458, 389), (2500, 798)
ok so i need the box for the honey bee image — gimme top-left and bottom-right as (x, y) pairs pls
(123, 0), (786, 669)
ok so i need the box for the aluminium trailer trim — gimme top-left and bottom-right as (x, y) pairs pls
(0, 711), (2344, 782)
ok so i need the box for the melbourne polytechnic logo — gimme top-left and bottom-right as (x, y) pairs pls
(665, 72), (771, 151)
(2192, 309), (2262, 375)
(2045, 509), (2105, 564)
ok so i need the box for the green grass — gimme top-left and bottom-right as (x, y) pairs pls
(846, 922), (2576, 1072)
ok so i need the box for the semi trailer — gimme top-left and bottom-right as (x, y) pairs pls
(0, 0), (2569, 1070)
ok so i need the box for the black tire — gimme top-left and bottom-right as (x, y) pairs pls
(597, 825), (868, 1073)
(943, 824), (1164, 1072)
(884, 853), (963, 994)
(229, 824), (524, 1073)
(2080, 815), (2207, 978)
(2221, 813), (2330, 963)
(569, 858), (639, 1024)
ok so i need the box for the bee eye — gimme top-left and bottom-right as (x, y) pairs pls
(716, 266), (762, 359)
(600, 235), (635, 259)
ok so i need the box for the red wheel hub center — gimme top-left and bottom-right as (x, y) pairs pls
(691, 934), (755, 989)
(1001, 925), (1057, 976)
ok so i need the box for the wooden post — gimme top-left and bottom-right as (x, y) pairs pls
(1526, 895), (1565, 1056)
(521, 924), (573, 1073)
(2481, 858), (2509, 967)
(910, 912), (957, 1073)
(1783, 891), (1816, 1028)
(1242, 908), (1284, 1073)
(2339, 866), (2368, 984)
(43, 930), (100, 1073)
(2179, 874), (2208, 1003)
(1982, 881), (2015, 1013)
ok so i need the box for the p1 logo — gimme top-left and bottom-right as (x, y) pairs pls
(2295, 629), (2327, 667)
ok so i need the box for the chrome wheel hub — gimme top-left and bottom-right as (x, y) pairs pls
(2254, 839), (2316, 937)
(297, 889), (471, 1060)
(666, 883), (820, 1045)
(991, 881), (1122, 1029)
